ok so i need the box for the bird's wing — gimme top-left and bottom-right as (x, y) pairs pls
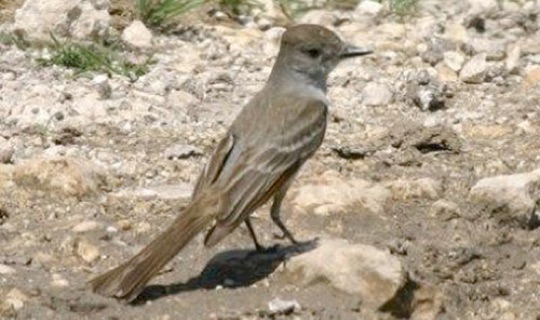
(191, 132), (235, 200)
(203, 99), (328, 246)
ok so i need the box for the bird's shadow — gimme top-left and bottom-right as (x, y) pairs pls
(131, 239), (318, 305)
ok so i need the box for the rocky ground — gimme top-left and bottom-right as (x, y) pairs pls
(1, 0), (540, 319)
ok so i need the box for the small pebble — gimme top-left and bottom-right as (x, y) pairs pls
(0, 264), (16, 274)
(268, 297), (301, 315)
(72, 220), (101, 233)
(51, 274), (70, 287)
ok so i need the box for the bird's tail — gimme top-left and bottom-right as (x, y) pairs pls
(89, 196), (218, 302)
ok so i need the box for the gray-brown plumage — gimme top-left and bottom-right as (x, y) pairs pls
(89, 24), (372, 302)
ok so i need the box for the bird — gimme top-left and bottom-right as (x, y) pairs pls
(90, 24), (372, 302)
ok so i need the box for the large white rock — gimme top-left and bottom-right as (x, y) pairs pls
(386, 178), (442, 200)
(467, 0), (499, 15)
(286, 238), (406, 308)
(0, 138), (14, 164)
(356, 0), (384, 16)
(470, 169), (540, 218)
(460, 53), (488, 84)
(362, 82), (394, 106)
(121, 20), (153, 49)
(291, 171), (391, 216)
(13, 0), (110, 41)
(13, 157), (108, 198)
(443, 23), (469, 43)
(0, 164), (14, 190)
(505, 43), (521, 73)
(443, 51), (465, 72)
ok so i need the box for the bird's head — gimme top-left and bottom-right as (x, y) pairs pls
(272, 24), (372, 89)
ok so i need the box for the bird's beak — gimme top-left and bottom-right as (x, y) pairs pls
(340, 45), (373, 59)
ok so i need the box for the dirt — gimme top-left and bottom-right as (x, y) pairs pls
(2, 0), (540, 319)
(0, 0), (24, 24)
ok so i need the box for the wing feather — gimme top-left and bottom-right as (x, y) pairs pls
(192, 133), (235, 200)
(203, 99), (328, 246)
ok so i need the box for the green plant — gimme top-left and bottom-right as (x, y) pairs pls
(0, 32), (31, 50)
(325, 0), (359, 10)
(218, 0), (262, 15)
(278, 0), (316, 20)
(38, 34), (154, 79)
(135, 0), (205, 27)
(278, 0), (359, 21)
(389, 0), (419, 17)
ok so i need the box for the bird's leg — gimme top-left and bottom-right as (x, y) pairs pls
(270, 184), (298, 244)
(244, 217), (265, 252)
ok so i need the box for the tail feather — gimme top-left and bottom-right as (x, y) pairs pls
(89, 200), (215, 302)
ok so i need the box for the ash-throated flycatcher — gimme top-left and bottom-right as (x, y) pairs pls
(90, 24), (372, 302)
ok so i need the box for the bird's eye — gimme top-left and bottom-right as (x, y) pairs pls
(304, 48), (322, 58)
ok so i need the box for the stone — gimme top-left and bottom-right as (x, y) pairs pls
(380, 282), (444, 319)
(106, 225), (118, 233)
(167, 90), (198, 110)
(0, 264), (16, 274)
(255, 17), (272, 31)
(378, 23), (406, 39)
(470, 169), (540, 220)
(252, 0), (288, 25)
(117, 219), (133, 231)
(467, 0), (499, 15)
(524, 66), (540, 87)
(33, 252), (57, 268)
(429, 199), (460, 220)
(111, 183), (192, 202)
(5, 288), (28, 311)
(75, 238), (100, 263)
(72, 220), (102, 233)
(469, 38), (506, 60)
(0, 164), (14, 190)
(413, 17), (440, 41)
(135, 222), (152, 234)
(92, 74), (112, 99)
(406, 70), (447, 111)
(460, 53), (487, 83)
(443, 23), (469, 43)
(421, 45), (444, 66)
(0, 138), (14, 164)
(264, 26), (287, 45)
(362, 82), (393, 106)
(51, 273), (69, 287)
(443, 51), (465, 72)
(356, 0), (384, 16)
(286, 238), (406, 308)
(0, 300), (15, 318)
(164, 144), (203, 160)
(298, 10), (339, 26)
(121, 20), (153, 49)
(392, 122), (461, 155)
(530, 260), (540, 275)
(386, 178), (442, 200)
(71, 94), (109, 121)
(475, 298), (519, 320)
(505, 43), (521, 73)
(13, 157), (108, 199)
(268, 298), (301, 315)
(291, 171), (391, 216)
(517, 120), (536, 135)
(435, 64), (458, 82)
(409, 285), (445, 320)
(521, 34), (540, 55)
(13, 0), (110, 41)
(2, 83), (60, 127)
